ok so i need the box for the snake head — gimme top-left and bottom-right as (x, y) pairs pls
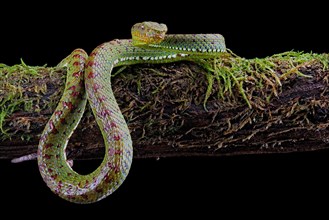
(131, 21), (168, 46)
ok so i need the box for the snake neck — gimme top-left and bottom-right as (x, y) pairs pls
(144, 34), (226, 56)
(87, 34), (226, 71)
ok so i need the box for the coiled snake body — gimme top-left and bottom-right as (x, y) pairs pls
(38, 22), (226, 203)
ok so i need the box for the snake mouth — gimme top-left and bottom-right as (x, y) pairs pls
(132, 31), (165, 46)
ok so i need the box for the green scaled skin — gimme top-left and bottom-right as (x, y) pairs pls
(37, 21), (226, 204)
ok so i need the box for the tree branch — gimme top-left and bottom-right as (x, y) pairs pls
(1, 51), (328, 160)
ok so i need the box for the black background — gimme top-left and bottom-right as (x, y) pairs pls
(1, 1), (328, 217)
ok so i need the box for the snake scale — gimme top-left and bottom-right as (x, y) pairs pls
(37, 21), (226, 203)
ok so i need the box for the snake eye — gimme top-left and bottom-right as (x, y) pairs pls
(141, 25), (144, 30)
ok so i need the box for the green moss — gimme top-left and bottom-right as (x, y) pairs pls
(0, 60), (60, 140)
(1, 51), (328, 141)
(197, 50), (328, 109)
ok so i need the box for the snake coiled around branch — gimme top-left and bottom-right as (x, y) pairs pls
(37, 21), (226, 203)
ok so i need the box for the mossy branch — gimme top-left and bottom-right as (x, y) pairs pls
(1, 51), (329, 160)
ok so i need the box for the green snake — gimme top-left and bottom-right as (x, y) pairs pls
(37, 21), (226, 203)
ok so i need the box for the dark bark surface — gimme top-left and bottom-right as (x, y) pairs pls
(1, 54), (328, 160)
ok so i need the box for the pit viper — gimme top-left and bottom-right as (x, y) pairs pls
(37, 21), (226, 203)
